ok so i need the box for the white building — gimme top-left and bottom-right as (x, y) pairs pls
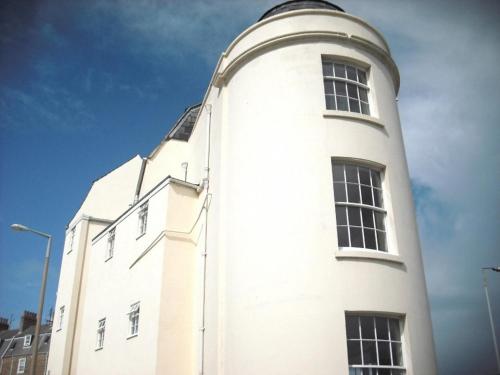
(47, 1), (437, 374)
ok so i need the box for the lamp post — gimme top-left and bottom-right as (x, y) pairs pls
(482, 266), (500, 373)
(11, 224), (52, 375)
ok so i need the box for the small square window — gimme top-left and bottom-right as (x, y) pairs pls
(23, 335), (31, 347)
(128, 302), (140, 337)
(138, 202), (148, 237)
(17, 358), (26, 374)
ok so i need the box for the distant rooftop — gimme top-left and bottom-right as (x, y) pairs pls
(168, 104), (201, 142)
(259, 0), (344, 21)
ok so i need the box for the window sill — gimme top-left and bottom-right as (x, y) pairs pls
(95, 347), (103, 352)
(323, 110), (384, 128)
(127, 334), (138, 340)
(136, 232), (146, 241)
(56, 328), (62, 332)
(105, 255), (113, 263)
(335, 249), (403, 264)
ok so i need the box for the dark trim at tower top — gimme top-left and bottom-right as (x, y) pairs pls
(258, 0), (344, 21)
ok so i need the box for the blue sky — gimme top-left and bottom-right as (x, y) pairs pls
(1, 0), (499, 373)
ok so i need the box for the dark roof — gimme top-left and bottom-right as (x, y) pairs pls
(259, 0), (344, 21)
(168, 104), (201, 141)
(0, 324), (52, 358)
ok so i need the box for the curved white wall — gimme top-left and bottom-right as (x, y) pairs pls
(205, 9), (436, 375)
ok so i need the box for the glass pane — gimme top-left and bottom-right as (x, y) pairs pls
(360, 317), (375, 339)
(322, 62), (333, 76)
(326, 95), (336, 110)
(345, 166), (358, 183)
(336, 205), (347, 225)
(347, 83), (358, 99)
(361, 185), (373, 206)
(335, 81), (347, 96)
(349, 99), (360, 113)
(347, 341), (362, 365)
(358, 70), (367, 84)
(324, 79), (334, 94)
(378, 341), (391, 365)
(334, 63), (346, 78)
(374, 212), (385, 230)
(332, 164), (345, 182)
(377, 231), (387, 252)
(362, 340), (377, 364)
(334, 182), (347, 202)
(350, 227), (363, 247)
(362, 208), (374, 228)
(359, 167), (371, 185)
(346, 316), (360, 339)
(336, 96), (349, 111)
(378, 369), (390, 375)
(359, 87), (368, 102)
(371, 170), (381, 188)
(364, 229), (376, 250)
(347, 184), (360, 203)
(348, 206), (361, 226)
(389, 319), (401, 340)
(361, 102), (370, 116)
(392, 342), (403, 366)
(373, 188), (383, 207)
(337, 226), (349, 247)
(346, 65), (357, 81)
(376, 317), (389, 340)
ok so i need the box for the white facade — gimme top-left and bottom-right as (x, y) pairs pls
(47, 3), (437, 375)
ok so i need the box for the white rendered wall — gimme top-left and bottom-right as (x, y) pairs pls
(201, 9), (437, 375)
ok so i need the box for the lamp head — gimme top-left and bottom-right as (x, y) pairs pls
(11, 224), (29, 232)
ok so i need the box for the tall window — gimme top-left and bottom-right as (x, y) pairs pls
(23, 335), (31, 347)
(138, 202), (148, 236)
(67, 227), (75, 253)
(106, 228), (115, 260)
(96, 318), (106, 349)
(346, 315), (405, 374)
(128, 302), (140, 337)
(332, 161), (387, 252)
(17, 358), (26, 374)
(58, 306), (65, 330)
(322, 60), (370, 115)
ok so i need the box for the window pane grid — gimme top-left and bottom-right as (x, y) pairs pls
(347, 315), (404, 372)
(323, 61), (369, 114)
(333, 163), (386, 251)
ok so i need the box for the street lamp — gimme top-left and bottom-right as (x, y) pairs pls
(482, 266), (500, 373)
(11, 223), (52, 375)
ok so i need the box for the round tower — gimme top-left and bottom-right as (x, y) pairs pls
(205, 1), (437, 374)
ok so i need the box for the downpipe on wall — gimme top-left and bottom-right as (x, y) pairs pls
(199, 103), (212, 375)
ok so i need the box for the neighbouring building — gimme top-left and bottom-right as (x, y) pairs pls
(0, 312), (51, 375)
(47, 1), (437, 374)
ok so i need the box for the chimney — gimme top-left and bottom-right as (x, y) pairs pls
(0, 317), (9, 331)
(19, 311), (37, 331)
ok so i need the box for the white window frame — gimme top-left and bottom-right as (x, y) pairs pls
(346, 314), (405, 374)
(137, 202), (148, 237)
(322, 60), (370, 115)
(58, 306), (65, 331)
(67, 227), (76, 254)
(96, 318), (106, 349)
(23, 335), (31, 347)
(332, 161), (388, 252)
(17, 357), (26, 374)
(106, 228), (115, 260)
(128, 302), (140, 337)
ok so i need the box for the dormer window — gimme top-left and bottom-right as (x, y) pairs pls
(322, 60), (370, 115)
(23, 335), (31, 347)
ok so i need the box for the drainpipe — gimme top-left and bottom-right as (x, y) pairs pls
(134, 157), (148, 204)
(199, 103), (212, 375)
